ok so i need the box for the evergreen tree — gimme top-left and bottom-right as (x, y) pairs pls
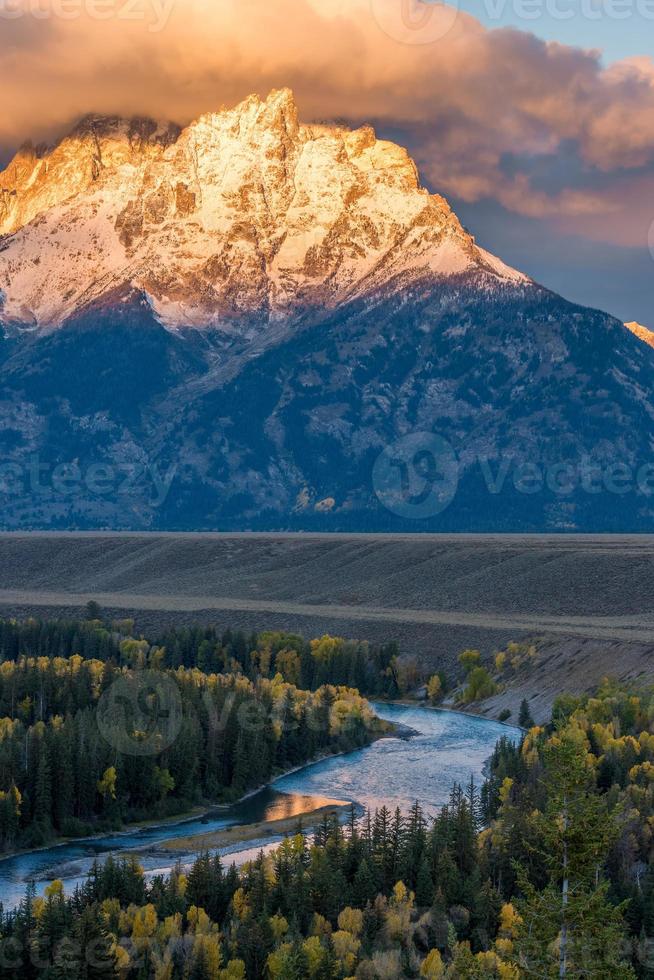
(85, 602), (102, 623)
(416, 856), (434, 907)
(79, 906), (117, 980)
(513, 728), (635, 978)
(34, 746), (53, 829)
(188, 942), (211, 980)
(353, 858), (378, 907)
(518, 698), (535, 729)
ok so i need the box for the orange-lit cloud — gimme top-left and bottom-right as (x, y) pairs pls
(1, 0), (654, 245)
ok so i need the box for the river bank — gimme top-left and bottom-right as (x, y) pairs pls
(150, 801), (354, 857)
(0, 712), (396, 863)
(0, 702), (521, 910)
(0, 804), (213, 865)
(379, 695), (527, 732)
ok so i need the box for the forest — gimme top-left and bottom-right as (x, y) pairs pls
(0, 613), (426, 851)
(2, 616), (654, 976)
(2, 679), (654, 977)
(0, 616), (421, 699)
(0, 649), (383, 849)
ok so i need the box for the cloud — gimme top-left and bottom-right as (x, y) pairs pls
(1, 0), (654, 246)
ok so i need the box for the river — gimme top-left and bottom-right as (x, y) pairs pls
(0, 702), (520, 910)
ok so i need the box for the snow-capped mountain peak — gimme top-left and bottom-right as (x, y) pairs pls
(625, 321), (654, 348)
(0, 88), (526, 332)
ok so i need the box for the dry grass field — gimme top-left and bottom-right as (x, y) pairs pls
(0, 533), (652, 716)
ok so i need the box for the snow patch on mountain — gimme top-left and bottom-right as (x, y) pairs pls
(0, 88), (528, 333)
(625, 321), (654, 348)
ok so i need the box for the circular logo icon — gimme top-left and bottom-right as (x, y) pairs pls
(373, 432), (459, 519)
(97, 670), (183, 757)
(370, 0), (460, 45)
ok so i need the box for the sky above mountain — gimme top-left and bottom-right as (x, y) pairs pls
(457, 0), (653, 64)
(1, 0), (653, 323)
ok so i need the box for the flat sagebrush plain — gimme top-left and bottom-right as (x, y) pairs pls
(0, 534), (652, 681)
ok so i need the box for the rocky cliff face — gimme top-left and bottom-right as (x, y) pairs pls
(0, 90), (652, 531)
(0, 89), (523, 332)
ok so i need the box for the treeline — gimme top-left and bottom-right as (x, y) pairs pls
(1, 693), (645, 978)
(0, 616), (422, 698)
(0, 654), (382, 851)
(0, 617), (121, 666)
(158, 628), (417, 697)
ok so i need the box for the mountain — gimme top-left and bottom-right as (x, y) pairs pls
(0, 88), (653, 531)
(626, 321), (654, 349)
(0, 88), (523, 331)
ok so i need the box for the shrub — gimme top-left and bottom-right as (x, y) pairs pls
(461, 667), (498, 704)
(458, 650), (481, 675)
(427, 675), (443, 704)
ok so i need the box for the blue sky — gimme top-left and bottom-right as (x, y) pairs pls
(439, 2), (654, 322)
(458, 0), (653, 64)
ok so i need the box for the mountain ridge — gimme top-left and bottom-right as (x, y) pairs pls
(0, 88), (526, 335)
(0, 89), (653, 532)
(625, 321), (654, 348)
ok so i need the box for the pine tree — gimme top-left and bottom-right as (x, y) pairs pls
(315, 935), (338, 980)
(12, 881), (38, 980)
(353, 858), (378, 907)
(32, 883), (69, 972)
(465, 775), (482, 832)
(83, 907), (119, 979)
(188, 942), (211, 980)
(231, 729), (251, 795)
(186, 852), (212, 912)
(85, 601), (102, 622)
(416, 856), (434, 907)
(513, 727), (635, 978)
(274, 938), (310, 980)
(518, 698), (535, 729)
(434, 848), (460, 907)
(34, 745), (53, 828)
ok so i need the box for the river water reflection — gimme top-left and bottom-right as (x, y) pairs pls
(0, 702), (520, 909)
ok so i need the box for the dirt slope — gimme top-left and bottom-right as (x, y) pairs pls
(0, 534), (651, 698)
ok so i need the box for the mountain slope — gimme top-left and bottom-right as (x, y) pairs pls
(0, 90), (652, 531)
(0, 88), (523, 334)
(626, 321), (654, 349)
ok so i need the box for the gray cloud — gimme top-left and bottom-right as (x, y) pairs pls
(1, 0), (653, 252)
